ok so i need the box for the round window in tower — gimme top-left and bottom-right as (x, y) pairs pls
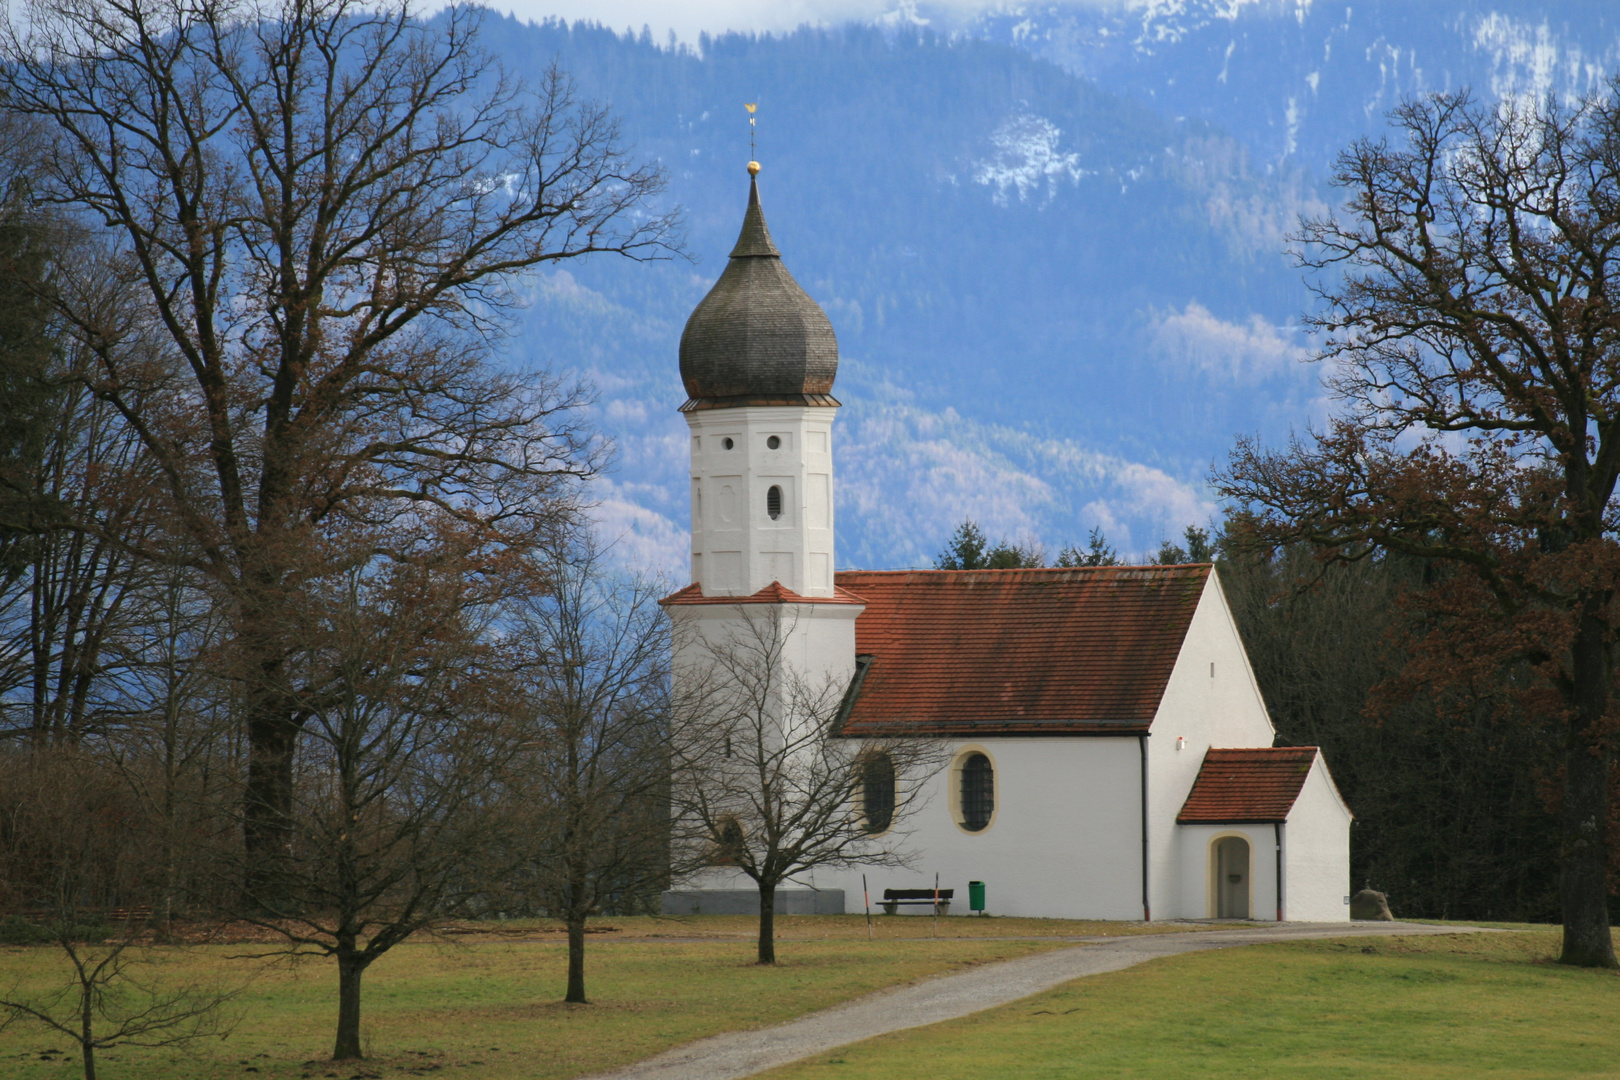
(767, 435), (781, 449)
(722, 437), (734, 450)
(766, 485), (783, 521)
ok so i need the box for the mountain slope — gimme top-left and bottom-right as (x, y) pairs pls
(488, 16), (1325, 569)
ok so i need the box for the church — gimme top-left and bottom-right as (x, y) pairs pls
(661, 164), (1352, 923)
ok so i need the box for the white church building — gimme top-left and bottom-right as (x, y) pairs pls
(661, 166), (1351, 923)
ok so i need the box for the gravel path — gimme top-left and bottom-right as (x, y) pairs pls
(580, 921), (1492, 1080)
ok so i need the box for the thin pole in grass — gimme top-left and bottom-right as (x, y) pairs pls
(863, 874), (872, 940)
(933, 872), (940, 938)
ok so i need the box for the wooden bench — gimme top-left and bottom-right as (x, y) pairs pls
(881, 888), (952, 915)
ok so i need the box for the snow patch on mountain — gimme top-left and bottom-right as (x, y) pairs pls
(972, 113), (1088, 206)
(1471, 13), (1614, 105)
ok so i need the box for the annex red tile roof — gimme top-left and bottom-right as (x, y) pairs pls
(1177, 747), (1320, 823)
(660, 581), (868, 606)
(834, 566), (1211, 736)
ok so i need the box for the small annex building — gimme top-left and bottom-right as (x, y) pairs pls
(661, 165), (1351, 922)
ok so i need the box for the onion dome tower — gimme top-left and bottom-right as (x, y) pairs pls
(678, 164), (842, 597)
(678, 170), (840, 411)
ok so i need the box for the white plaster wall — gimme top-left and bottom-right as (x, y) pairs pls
(668, 601), (861, 701)
(1280, 757), (1354, 922)
(686, 405), (838, 597)
(1176, 824), (1281, 921)
(1146, 571), (1277, 919)
(668, 600), (863, 896)
(816, 737), (1146, 920)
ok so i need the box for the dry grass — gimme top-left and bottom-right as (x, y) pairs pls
(0, 914), (1148, 1080)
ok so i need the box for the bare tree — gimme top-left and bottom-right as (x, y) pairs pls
(104, 566), (238, 925)
(0, 747), (237, 1080)
(505, 537), (673, 1003)
(669, 608), (946, 964)
(0, 0), (679, 897)
(0, 365), (159, 742)
(233, 553), (530, 1061)
(0, 927), (237, 1080)
(1219, 84), (1620, 966)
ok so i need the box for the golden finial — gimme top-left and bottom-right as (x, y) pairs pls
(745, 102), (758, 171)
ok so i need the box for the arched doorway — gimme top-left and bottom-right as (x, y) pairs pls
(1215, 836), (1251, 919)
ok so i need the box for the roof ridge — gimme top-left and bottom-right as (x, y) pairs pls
(660, 580), (866, 607)
(836, 564), (1211, 578)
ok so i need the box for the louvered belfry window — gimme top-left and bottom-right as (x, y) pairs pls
(862, 753), (896, 834)
(766, 484), (783, 520)
(961, 753), (994, 831)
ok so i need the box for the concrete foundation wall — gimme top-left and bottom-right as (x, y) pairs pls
(661, 889), (846, 916)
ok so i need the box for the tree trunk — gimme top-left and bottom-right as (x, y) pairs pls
(242, 687), (299, 908)
(80, 973), (96, 1080)
(756, 882), (776, 965)
(565, 917), (588, 1003)
(1559, 606), (1618, 968)
(333, 949), (367, 1059)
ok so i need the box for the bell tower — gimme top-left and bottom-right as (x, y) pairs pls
(678, 164), (841, 597)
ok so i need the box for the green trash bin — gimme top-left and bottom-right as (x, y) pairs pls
(969, 880), (986, 913)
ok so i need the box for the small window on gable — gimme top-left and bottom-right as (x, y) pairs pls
(861, 752), (896, 834)
(767, 485), (783, 520)
(960, 753), (994, 832)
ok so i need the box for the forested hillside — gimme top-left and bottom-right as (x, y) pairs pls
(481, 15), (1323, 569)
(487, 4), (1620, 571)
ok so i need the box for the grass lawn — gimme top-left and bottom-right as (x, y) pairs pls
(0, 914), (1164, 1080)
(759, 928), (1620, 1080)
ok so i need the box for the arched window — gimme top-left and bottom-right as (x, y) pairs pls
(766, 485), (783, 520)
(713, 817), (745, 865)
(960, 753), (994, 831)
(861, 753), (896, 834)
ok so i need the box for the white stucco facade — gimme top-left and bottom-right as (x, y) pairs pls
(812, 573), (1352, 922)
(686, 404), (838, 598)
(1279, 757), (1355, 921)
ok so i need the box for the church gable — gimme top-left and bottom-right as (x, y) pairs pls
(835, 565), (1210, 736)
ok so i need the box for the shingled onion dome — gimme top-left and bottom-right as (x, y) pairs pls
(678, 168), (840, 411)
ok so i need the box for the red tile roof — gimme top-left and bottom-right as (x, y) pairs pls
(834, 566), (1211, 736)
(1177, 747), (1320, 823)
(660, 581), (868, 606)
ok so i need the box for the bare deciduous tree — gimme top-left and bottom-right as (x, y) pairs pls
(669, 608), (946, 964)
(0, 0), (679, 897)
(505, 538), (673, 1004)
(0, 747), (238, 1080)
(233, 554), (528, 1061)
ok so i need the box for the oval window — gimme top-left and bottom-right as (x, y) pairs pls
(722, 437), (735, 450)
(960, 753), (994, 832)
(861, 753), (896, 834)
(767, 435), (781, 449)
(767, 485), (783, 520)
